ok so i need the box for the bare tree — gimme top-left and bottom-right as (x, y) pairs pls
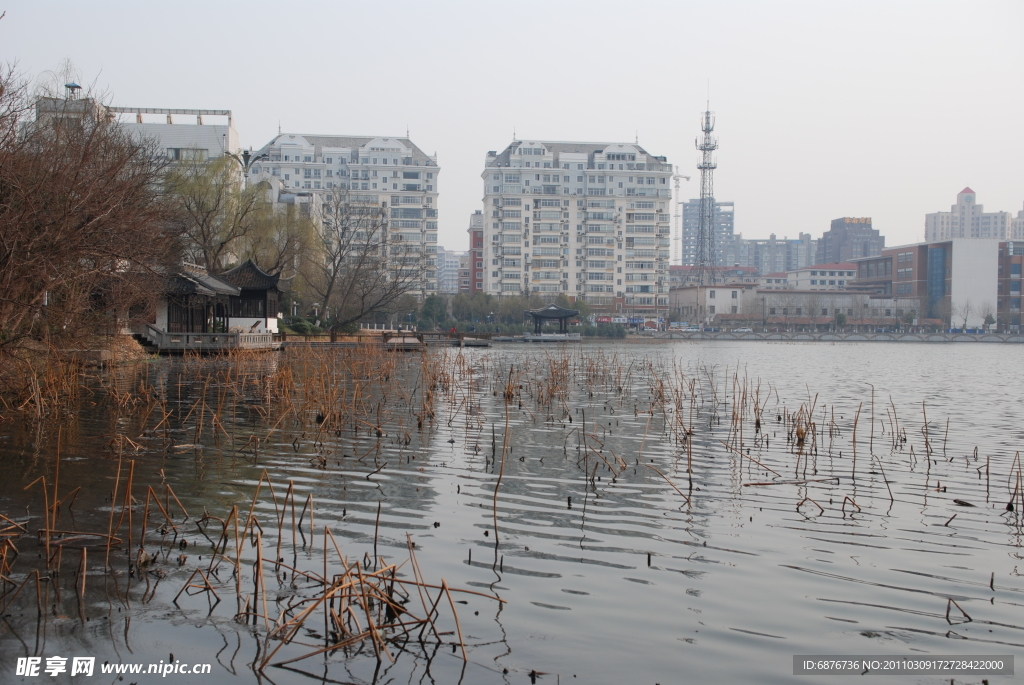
(0, 66), (177, 351)
(934, 298), (953, 329)
(804, 291), (827, 330)
(300, 191), (426, 332)
(953, 299), (974, 331)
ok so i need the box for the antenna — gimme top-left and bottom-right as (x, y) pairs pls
(277, 121), (281, 135)
(684, 103), (720, 323)
(635, 130), (638, 144)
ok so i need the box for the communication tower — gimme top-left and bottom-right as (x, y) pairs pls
(682, 106), (719, 325)
(689, 105), (718, 286)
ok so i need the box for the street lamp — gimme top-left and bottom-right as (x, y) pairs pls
(225, 147), (269, 189)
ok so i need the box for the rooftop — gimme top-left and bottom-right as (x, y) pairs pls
(797, 262), (858, 271)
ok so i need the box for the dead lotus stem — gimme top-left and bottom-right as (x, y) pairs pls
(642, 463), (690, 505)
(796, 497), (825, 514)
(719, 439), (781, 477)
(442, 578), (468, 662)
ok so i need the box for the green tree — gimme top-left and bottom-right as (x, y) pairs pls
(419, 294), (447, 327)
(242, 199), (315, 278)
(451, 292), (495, 322)
(165, 155), (265, 273)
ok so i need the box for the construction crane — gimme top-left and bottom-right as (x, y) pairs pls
(672, 174), (691, 265)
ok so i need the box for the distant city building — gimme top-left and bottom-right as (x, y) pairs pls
(681, 199), (734, 266)
(436, 246), (464, 294)
(467, 210), (484, 293)
(250, 134), (439, 298)
(759, 273), (790, 290)
(732, 233), (817, 273)
(669, 282), (917, 331)
(785, 262), (858, 290)
(1014, 203), (1024, 241)
(457, 254), (472, 294)
(998, 242), (1024, 331)
(757, 262), (856, 290)
(481, 140), (673, 320)
(817, 217), (883, 264)
(669, 265), (757, 287)
(925, 188), (1016, 242)
(852, 239), (999, 328)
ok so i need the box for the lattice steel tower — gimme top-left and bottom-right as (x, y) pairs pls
(689, 105), (718, 287)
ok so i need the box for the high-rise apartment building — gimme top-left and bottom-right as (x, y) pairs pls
(925, 188), (1015, 242)
(481, 141), (673, 319)
(250, 134), (439, 298)
(681, 199), (735, 266)
(729, 233), (818, 273)
(817, 217), (884, 264)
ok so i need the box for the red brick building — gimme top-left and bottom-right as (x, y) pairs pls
(467, 210), (484, 293)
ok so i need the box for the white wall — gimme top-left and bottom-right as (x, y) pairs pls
(154, 300), (168, 330)
(950, 239), (998, 328)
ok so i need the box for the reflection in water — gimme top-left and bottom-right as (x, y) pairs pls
(1, 341), (1024, 683)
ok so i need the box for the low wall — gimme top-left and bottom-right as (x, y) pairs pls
(653, 331), (1024, 343)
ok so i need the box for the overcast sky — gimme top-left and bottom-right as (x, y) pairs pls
(3, 0), (1022, 254)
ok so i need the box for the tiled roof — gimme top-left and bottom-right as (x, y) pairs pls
(219, 259), (284, 291)
(168, 272), (238, 297)
(261, 135), (435, 166)
(487, 140), (670, 171)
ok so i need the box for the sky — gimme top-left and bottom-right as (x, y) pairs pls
(2, 0), (1022, 255)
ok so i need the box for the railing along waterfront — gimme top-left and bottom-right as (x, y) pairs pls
(654, 330), (1024, 343)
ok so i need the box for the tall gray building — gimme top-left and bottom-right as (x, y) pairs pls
(681, 199), (734, 266)
(816, 217), (883, 264)
(731, 233), (817, 273)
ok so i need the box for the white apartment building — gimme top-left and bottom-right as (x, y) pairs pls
(481, 140), (673, 319)
(250, 134), (439, 298)
(925, 188), (1016, 242)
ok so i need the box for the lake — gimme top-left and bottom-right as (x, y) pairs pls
(1, 340), (1022, 684)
